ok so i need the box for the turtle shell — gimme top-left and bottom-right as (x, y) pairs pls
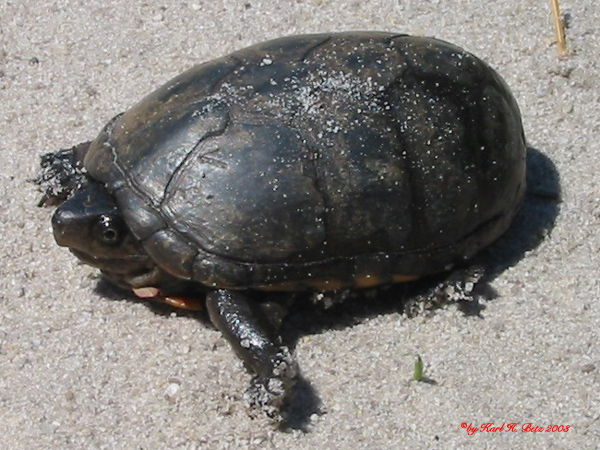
(83, 32), (526, 290)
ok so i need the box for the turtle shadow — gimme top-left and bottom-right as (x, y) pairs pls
(94, 146), (560, 431)
(479, 146), (561, 277)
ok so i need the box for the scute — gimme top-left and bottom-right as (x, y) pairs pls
(162, 120), (327, 262)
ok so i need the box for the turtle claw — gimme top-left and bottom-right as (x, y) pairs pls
(243, 346), (298, 422)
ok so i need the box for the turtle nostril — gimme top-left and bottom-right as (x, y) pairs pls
(51, 210), (67, 246)
(51, 209), (63, 227)
(51, 207), (76, 247)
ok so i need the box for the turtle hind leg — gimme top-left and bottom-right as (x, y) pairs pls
(205, 289), (298, 422)
(404, 265), (486, 318)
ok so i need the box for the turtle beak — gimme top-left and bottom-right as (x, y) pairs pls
(51, 205), (92, 249)
(51, 206), (76, 248)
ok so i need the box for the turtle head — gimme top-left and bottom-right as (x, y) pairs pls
(51, 183), (162, 290)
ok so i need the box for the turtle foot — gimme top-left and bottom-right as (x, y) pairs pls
(243, 346), (298, 422)
(405, 265), (485, 317)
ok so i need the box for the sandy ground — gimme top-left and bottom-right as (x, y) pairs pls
(1, 1), (599, 449)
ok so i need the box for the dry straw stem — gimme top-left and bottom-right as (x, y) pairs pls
(550, 0), (567, 56)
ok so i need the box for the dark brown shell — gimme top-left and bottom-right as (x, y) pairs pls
(83, 32), (526, 290)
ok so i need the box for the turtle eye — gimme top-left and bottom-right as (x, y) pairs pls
(96, 215), (125, 246)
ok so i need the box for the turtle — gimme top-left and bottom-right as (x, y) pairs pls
(37, 32), (526, 420)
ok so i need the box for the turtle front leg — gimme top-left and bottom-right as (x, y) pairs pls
(205, 289), (298, 420)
